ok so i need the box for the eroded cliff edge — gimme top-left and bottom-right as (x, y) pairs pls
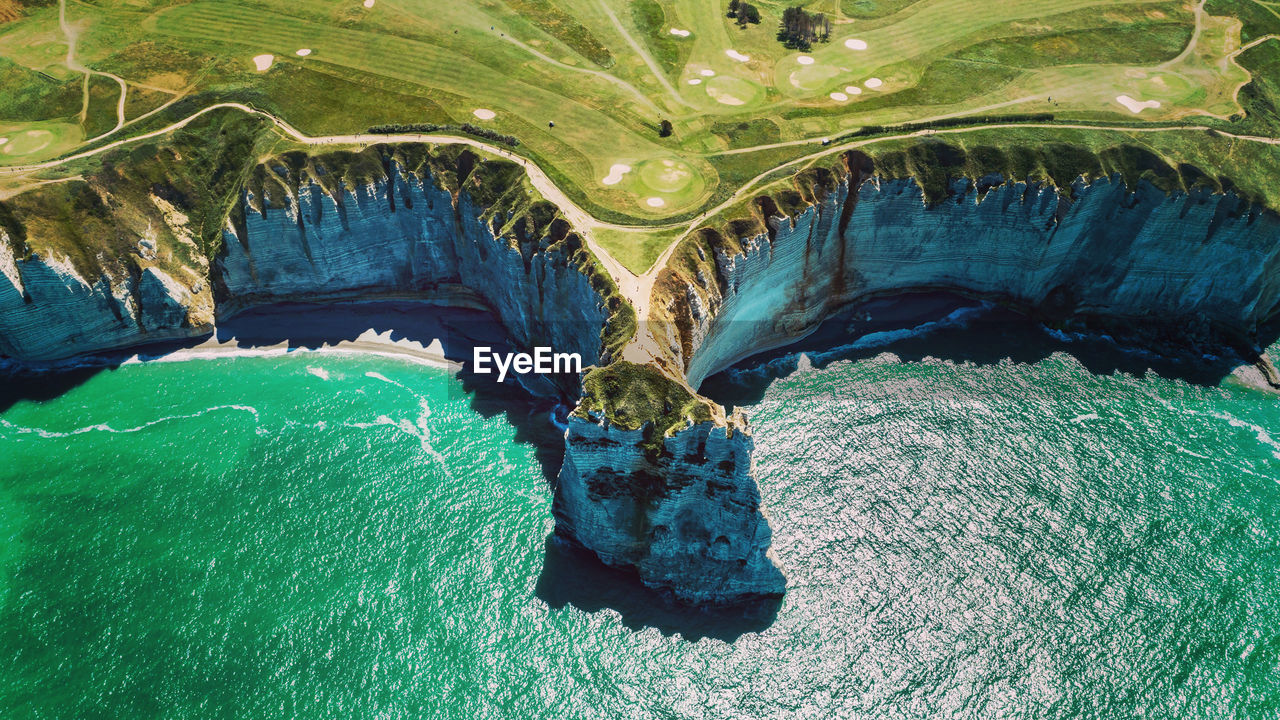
(557, 142), (1280, 604)
(6, 129), (1280, 607)
(0, 142), (631, 389)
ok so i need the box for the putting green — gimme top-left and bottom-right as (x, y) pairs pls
(1138, 72), (1197, 102)
(1, 129), (55, 156)
(637, 158), (695, 193)
(704, 75), (763, 107)
(786, 62), (843, 93)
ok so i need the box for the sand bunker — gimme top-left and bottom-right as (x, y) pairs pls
(0, 139), (7, 146)
(844, 39), (868, 50)
(252, 54), (274, 72)
(797, 55), (815, 65)
(363, 0), (375, 7)
(688, 78), (702, 85)
(670, 28), (691, 37)
(830, 92), (849, 102)
(295, 48), (312, 57)
(865, 78), (883, 89)
(601, 163), (631, 186)
(725, 49), (749, 62)
(1116, 95), (1161, 113)
(645, 197), (666, 208)
(700, 69), (715, 77)
(472, 108), (496, 120)
(845, 86), (863, 95)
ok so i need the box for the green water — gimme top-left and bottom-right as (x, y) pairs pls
(2, 344), (1280, 718)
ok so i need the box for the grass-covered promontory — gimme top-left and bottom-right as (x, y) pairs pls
(575, 360), (720, 454)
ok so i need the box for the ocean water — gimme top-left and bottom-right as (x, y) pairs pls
(2, 324), (1280, 718)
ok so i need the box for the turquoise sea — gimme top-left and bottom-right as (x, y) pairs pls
(2, 309), (1280, 718)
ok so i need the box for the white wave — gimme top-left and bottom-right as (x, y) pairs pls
(306, 366), (330, 380)
(1070, 413), (1100, 423)
(0, 404), (260, 439)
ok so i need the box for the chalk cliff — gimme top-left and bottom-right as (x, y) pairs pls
(219, 150), (619, 392)
(6, 134), (1280, 607)
(581, 148), (1280, 604)
(0, 146), (624, 384)
(658, 155), (1280, 387)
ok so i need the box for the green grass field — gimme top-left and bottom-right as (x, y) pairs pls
(0, 0), (1277, 271)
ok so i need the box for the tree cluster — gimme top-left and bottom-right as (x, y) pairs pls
(777, 7), (831, 51)
(727, 0), (760, 27)
(366, 123), (520, 147)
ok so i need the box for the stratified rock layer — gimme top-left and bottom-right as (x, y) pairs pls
(220, 165), (611, 388)
(665, 175), (1280, 386)
(556, 414), (784, 603)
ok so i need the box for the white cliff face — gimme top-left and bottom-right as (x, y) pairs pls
(556, 413), (785, 603)
(219, 168), (611, 371)
(679, 176), (1280, 386)
(0, 242), (211, 362)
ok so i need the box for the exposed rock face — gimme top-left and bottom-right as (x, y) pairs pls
(555, 413), (784, 603)
(602, 168), (1280, 604)
(0, 236), (212, 361)
(219, 166), (612, 388)
(668, 175), (1280, 386)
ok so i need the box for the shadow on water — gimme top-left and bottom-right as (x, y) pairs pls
(699, 292), (1277, 411)
(534, 534), (782, 643)
(201, 302), (572, 484)
(0, 301), (569, 480)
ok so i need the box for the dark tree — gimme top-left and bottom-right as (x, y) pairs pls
(778, 7), (831, 48)
(659, 119), (673, 137)
(742, 4), (760, 23)
(727, 0), (740, 17)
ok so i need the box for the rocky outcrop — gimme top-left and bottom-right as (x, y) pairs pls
(554, 363), (784, 603)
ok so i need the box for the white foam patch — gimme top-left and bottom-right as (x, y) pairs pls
(865, 77), (883, 89)
(699, 69), (715, 77)
(601, 163), (631, 185)
(472, 108), (496, 120)
(645, 197), (666, 208)
(688, 78), (702, 85)
(844, 85), (863, 95)
(295, 48), (312, 57)
(1116, 95), (1161, 113)
(845, 38), (868, 50)
(252, 54), (274, 72)
(829, 92), (849, 101)
(797, 55), (815, 65)
(1071, 412), (1099, 423)
(669, 28), (691, 37)
(725, 49), (749, 62)
(0, 405), (262, 439)
(363, 0), (375, 7)
(306, 366), (330, 380)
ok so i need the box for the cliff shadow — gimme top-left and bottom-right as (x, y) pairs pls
(0, 366), (105, 414)
(699, 292), (1278, 411)
(211, 301), (569, 484)
(534, 534), (782, 643)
